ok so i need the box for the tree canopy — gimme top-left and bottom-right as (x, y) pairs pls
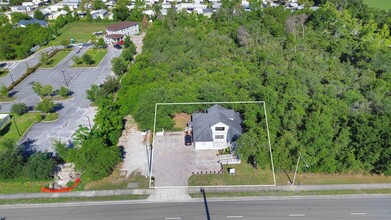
(116, 2), (391, 175)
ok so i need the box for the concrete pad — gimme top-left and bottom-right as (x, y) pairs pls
(148, 188), (191, 201)
(152, 132), (221, 187)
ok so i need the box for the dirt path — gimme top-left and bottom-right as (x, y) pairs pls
(129, 32), (146, 55)
(118, 116), (149, 178)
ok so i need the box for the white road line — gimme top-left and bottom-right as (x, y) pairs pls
(289, 214), (305, 217)
(227, 216), (243, 218)
(350, 213), (367, 215)
(164, 217), (182, 220)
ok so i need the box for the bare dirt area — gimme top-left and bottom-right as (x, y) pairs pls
(152, 132), (221, 187)
(117, 116), (149, 178)
(173, 113), (191, 129)
(129, 32), (146, 54)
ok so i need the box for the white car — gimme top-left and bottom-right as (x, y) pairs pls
(77, 43), (83, 49)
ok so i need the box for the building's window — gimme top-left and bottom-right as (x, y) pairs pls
(215, 135), (225, 139)
(215, 127), (225, 131)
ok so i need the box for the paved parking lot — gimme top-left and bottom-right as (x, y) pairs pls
(0, 45), (120, 151)
(152, 132), (221, 187)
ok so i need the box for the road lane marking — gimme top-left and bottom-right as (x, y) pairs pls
(289, 214), (305, 217)
(350, 213), (367, 215)
(164, 217), (182, 220)
(227, 216), (243, 218)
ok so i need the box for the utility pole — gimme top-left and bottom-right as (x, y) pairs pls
(9, 71), (14, 83)
(12, 117), (21, 136)
(292, 153), (309, 185)
(61, 70), (68, 86)
(86, 116), (92, 130)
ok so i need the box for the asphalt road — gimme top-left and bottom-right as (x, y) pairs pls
(0, 195), (390, 220)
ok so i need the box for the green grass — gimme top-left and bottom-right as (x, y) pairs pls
(85, 169), (149, 190)
(0, 112), (59, 144)
(72, 48), (108, 67)
(188, 162), (391, 186)
(41, 50), (71, 68)
(52, 21), (116, 45)
(189, 163), (275, 186)
(42, 113), (59, 122)
(0, 97), (17, 102)
(0, 195), (148, 205)
(364, 0), (391, 10)
(0, 113), (37, 143)
(0, 179), (49, 194)
(0, 68), (9, 77)
(190, 188), (391, 198)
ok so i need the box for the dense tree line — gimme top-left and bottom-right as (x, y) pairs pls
(0, 139), (57, 180)
(0, 24), (54, 60)
(116, 1), (391, 175)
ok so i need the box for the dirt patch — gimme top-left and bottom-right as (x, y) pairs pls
(173, 113), (191, 129)
(85, 166), (149, 190)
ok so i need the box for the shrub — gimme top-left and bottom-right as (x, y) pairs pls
(10, 103), (28, 116)
(58, 86), (71, 97)
(82, 54), (94, 65)
(72, 56), (83, 64)
(35, 98), (56, 113)
(0, 84), (8, 98)
(23, 152), (56, 180)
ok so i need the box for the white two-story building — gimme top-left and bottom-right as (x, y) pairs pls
(188, 104), (243, 150)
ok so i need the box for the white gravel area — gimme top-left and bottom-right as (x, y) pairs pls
(118, 116), (149, 177)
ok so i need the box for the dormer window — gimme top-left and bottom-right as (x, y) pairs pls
(215, 127), (225, 131)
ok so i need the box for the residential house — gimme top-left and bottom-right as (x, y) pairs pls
(62, 0), (81, 10)
(48, 10), (68, 20)
(18, 18), (48, 27)
(90, 9), (108, 19)
(188, 104), (243, 150)
(104, 21), (139, 44)
(10, 5), (32, 12)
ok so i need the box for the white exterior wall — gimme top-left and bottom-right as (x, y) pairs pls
(194, 141), (214, 150)
(211, 122), (229, 142)
(107, 24), (139, 36)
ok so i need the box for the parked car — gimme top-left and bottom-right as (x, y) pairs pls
(77, 43), (83, 49)
(113, 44), (122, 49)
(184, 134), (193, 146)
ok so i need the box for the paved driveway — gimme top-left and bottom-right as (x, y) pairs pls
(152, 132), (221, 187)
(0, 45), (120, 151)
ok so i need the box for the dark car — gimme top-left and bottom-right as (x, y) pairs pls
(113, 44), (122, 49)
(184, 134), (193, 146)
(0, 63), (6, 68)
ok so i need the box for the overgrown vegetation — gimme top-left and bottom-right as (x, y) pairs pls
(117, 1), (391, 176)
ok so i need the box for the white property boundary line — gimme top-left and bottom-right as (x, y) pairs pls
(150, 101), (276, 189)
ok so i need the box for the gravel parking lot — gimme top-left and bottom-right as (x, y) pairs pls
(152, 132), (221, 187)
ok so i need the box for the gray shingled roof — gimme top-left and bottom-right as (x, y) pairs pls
(188, 104), (242, 142)
(18, 18), (48, 27)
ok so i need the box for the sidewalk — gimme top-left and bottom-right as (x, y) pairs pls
(1, 184), (390, 201)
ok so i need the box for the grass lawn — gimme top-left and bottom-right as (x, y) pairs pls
(0, 68), (9, 77)
(363, 0), (391, 10)
(41, 50), (71, 68)
(0, 97), (17, 102)
(189, 163), (275, 186)
(85, 167), (149, 190)
(72, 48), (107, 67)
(0, 112), (59, 144)
(0, 195), (148, 205)
(52, 21), (116, 45)
(190, 188), (391, 198)
(0, 179), (49, 194)
(189, 162), (391, 186)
